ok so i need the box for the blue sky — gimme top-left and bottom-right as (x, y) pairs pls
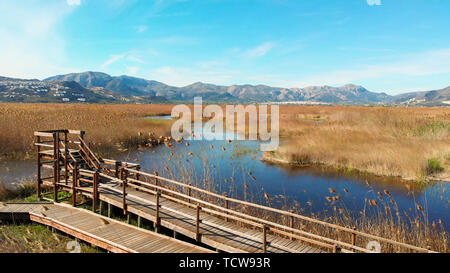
(0, 0), (449, 94)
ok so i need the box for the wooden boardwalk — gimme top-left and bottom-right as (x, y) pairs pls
(98, 181), (324, 253)
(0, 203), (213, 253)
(30, 129), (436, 254)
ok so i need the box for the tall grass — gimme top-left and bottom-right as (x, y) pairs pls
(129, 143), (448, 252)
(0, 180), (36, 201)
(271, 106), (450, 181)
(0, 103), (173, 159)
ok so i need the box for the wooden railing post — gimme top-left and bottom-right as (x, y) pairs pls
(155, 191), (161, 229)
(154, 171), (159, 187)
(136, 165), (140, 181)
(93, 171), (99, 212)
(188, 183), (192, 203)
(196, 205), (201, 242)
(115, 161), (120, 178)
(289, 211), (294, 240)
(72, 162), (78, 206)
(121, 168), (128, 215)
(53, 132), (58, 202)
(225, 195), (229, 222)
(332, 245), (341, 253)
(262, 225), (268, 253)
(64, 131), (68, 185)
(351, 227), (357, 246)
(36, 135), (41, 200)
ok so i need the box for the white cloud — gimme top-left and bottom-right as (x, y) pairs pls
(0, 1), (75, 79)
(67, 0), (81, 6)
(308, 49), (450, 84)
(100, 51), (146, 71)
(100, 54), (124, 69)
(244, 42), (275, 58)
(366, 0), (381, 6)
(136, 25), (148, 33)
(127, 55), (146, 64)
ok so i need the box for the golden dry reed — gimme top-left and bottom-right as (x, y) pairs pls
(268, 105), (450, 181)
(0, 103), (173, 159)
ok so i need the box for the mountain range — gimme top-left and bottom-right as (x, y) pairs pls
(0, 71), (448, 106)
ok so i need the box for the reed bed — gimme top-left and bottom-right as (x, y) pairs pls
(125, 142), (448, 253)
(0, 103), (173, 160)
(271, 106), (450, 181)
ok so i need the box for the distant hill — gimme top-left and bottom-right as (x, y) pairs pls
(0, 71), (447, 105)
(390, 86), (450, 106)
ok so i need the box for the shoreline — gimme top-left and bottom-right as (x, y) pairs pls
(261, 153), (450, 183)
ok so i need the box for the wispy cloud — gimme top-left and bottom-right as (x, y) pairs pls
(101, 54), (124, 69)
(100, 51), (146, 70)
(275, 48), (450, 92)
(244, 42), (275, 58)
(66, 0), (81, 6)
(366, 0), (382, 6)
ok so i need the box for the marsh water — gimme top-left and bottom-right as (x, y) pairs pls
(1, 115), (448, 230)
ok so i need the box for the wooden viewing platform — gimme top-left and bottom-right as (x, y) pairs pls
(27, 129), (437, 253)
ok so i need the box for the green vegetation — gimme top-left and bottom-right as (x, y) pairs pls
(0, 224), (101, 253)
(426, 158), (444, 175)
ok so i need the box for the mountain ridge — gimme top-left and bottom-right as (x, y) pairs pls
(44, 71), (395, 104)
(0, 71), (447, 105)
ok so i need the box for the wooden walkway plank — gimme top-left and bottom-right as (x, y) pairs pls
(0, 203), (213, 253)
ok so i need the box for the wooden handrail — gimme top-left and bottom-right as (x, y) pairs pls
(124, 168), (435, 253)
(99, 175), (341, 252)
(78, 136), (101, 168)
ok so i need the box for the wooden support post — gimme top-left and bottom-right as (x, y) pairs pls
(121, 168), (128, 215)
(64, 131), (68, 185)
(127, 213), (131, 224)
(100, 201), (104, 215)
(137, 216), (142, 228)
(154, 192), (161, 229)
(108, 203), (112, 218)
(72, 162), (78, 206)
(92, 171), (99, 212)
(351, 227), (357, 246)
(36, 136), (41, 200)
(262, 225), (268, 253)
(196, 205), (201, 242)
(173, 231), (177, 239)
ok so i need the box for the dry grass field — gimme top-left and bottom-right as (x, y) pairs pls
(268, 106), (450, 181)
(0, 103), (173, 159)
